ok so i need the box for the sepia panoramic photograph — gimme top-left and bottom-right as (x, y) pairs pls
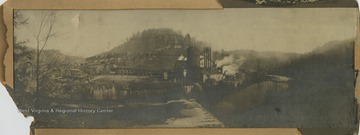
(12, 9), (357, 128)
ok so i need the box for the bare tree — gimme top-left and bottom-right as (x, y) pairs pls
(32, 11), (58, 107)
(14, 10), (30, 64)
(13, 10), (31, 99)
(37, 50), (67, 94)
(14, 10), (29, 28)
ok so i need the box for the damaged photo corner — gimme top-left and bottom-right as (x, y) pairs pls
(1, 0), (360, 135)
(0, 0), (34, 135)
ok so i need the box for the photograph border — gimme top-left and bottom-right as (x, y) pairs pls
(1, 0), (359, 135)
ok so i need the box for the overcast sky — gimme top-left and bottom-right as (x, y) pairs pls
(15, 8), (357, 58)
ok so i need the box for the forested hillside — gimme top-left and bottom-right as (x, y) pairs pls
(87, 28), (207, 60)
(272, 40), (354, 88)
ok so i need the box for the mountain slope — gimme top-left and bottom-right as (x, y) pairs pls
(273, 40), (354, 87)
(86, 28), (208, 70)
(88, 28), (206, 59)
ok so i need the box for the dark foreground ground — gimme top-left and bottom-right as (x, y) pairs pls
(33, 98), (224, 128)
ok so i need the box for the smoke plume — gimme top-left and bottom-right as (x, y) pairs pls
(216, 55), (245, 75)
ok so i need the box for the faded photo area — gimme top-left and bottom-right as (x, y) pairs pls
(12, 9), (357, 128)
